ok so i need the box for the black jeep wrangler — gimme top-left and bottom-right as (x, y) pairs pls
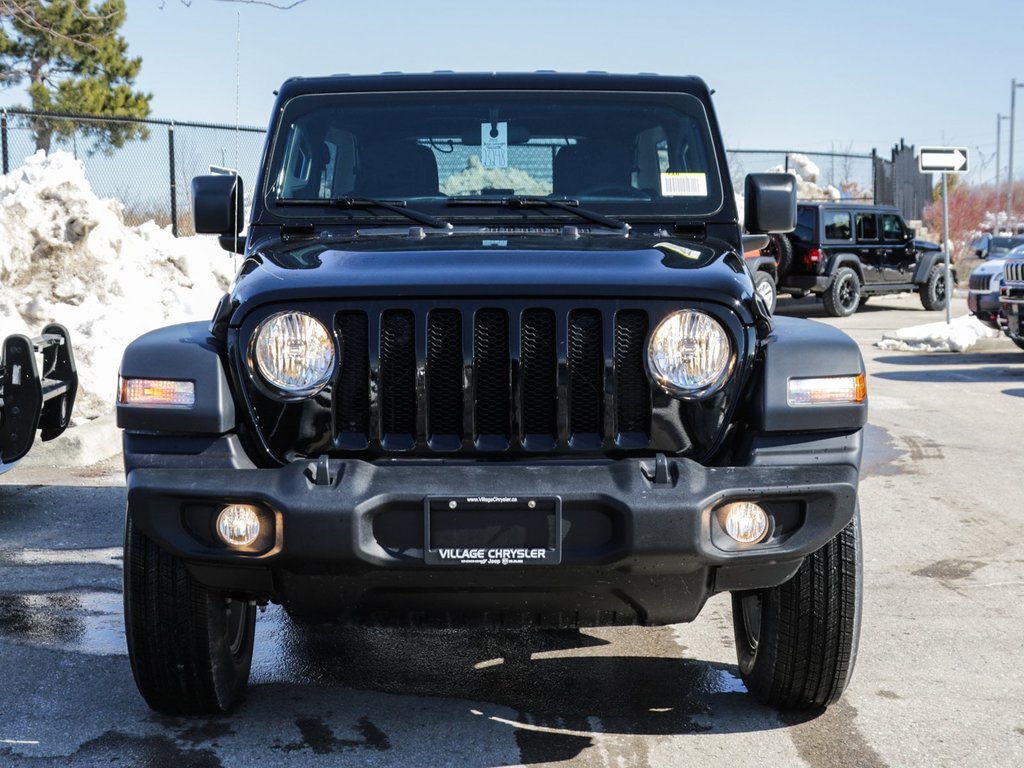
(1, 326), (77, 475)
(117, 73), (866, 715)
(779, 201), (948, 316)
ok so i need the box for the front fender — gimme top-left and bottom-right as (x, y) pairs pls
(912, 251), (946, 284)
(826, 253), (864, 283)
(117, 322), (236, 435)
(748, 316), (866, 433)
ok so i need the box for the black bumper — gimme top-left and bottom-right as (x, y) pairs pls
(1003, 298), (1024, 339)
(125, 437), (860, 627)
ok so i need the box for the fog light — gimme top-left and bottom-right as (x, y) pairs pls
(216, 504), (262, 547)
(717, 502), (769, 544)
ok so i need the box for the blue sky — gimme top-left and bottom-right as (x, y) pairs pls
(15, 1), (1024, 183)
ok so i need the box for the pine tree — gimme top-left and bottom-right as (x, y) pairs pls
(0, 0), (151, 153)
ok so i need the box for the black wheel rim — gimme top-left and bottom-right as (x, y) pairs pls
(739, 592), (762, 654)
(936, 275), (946, 301)
(225, 598), (248, 657)
(839, 276), (857, 309)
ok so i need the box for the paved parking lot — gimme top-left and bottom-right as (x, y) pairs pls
(2, 294), (1023, 767)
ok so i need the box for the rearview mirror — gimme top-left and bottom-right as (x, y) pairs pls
(744, 173), (796, 234)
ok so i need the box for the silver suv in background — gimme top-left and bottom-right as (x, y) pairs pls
(968, 243), (1024, 330)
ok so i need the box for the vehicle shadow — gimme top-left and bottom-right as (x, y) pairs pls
(245, 611), (793, 753)
(774, 296), (919, 318)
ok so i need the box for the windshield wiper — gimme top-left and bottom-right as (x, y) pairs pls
(277, 196), (451, 230)
(447, 196), (629, 232)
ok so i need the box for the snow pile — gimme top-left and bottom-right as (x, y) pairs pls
(0, 151), (234, 421)
(875, 314), (1002, 353)
(440, 154), (548, 196)
(765, 152), (841, 201)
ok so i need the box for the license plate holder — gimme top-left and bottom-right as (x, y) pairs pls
(423, 495), (561, 565)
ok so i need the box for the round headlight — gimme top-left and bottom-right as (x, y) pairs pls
(648, 310), (733, 398)
(251, 311), (335, 398)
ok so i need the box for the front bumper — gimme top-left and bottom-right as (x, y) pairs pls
(1002, 295), (1024, 339)
(126, 435), (860, 627)
(968, 290), (1001, 327)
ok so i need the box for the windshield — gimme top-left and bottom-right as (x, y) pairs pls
(990, 237), (1024, 256)
(263, 89), (725, 221)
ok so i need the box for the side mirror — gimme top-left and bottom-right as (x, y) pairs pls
(192, 174), (244, 236)
(906, 227), (916, 240)
(976, 249), (985, 258)
(744, 173), (796, 234)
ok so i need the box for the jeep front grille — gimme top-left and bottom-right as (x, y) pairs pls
(968, 273), (994, 292)
(332, 302), (652, 452)
(1004, 260), (1024, 286)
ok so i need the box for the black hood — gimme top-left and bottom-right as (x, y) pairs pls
(228, 235), (755, 326)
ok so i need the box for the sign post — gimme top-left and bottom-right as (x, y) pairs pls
(919, 147), (969, 325)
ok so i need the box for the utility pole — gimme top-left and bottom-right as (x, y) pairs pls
(1009, 79), (1024, 224)
(997, 113), (1008, 216)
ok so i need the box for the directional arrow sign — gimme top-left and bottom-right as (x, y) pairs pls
(919, 146), (969, 173)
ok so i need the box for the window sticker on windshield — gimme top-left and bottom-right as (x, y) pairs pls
(660, 172), (708, 197)
(481, 122), (509, 168)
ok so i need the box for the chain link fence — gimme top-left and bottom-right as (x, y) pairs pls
(1, 109), (930, 233)
(727, 149), (877, 203)
(1, 109), (266, 236)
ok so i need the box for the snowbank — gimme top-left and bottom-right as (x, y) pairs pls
(0, 151), (234, 421)
(875, 314), (1002, 353)
(765, 153), (841, 201)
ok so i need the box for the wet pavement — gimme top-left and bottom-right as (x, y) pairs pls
(1, 295), (1023, 766)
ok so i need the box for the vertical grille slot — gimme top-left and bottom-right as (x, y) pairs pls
(568, 309), (603, 441)
(520, 309), (557, 442)
(614, 310), (650, 441)
(335, 311), (370, 447)
(379, 310), (416, 445)
(426, 309), (463, 445)
(473, 308), (510, 443)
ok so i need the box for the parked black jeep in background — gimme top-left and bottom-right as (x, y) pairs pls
(1, 326), (77, 474)
(779, 202), (949, 316)
(118, 73), (866, 715)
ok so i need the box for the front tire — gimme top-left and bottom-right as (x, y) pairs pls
(731, 508), (862, 710)
(753, 270), (778, 314)
(823, 267), (861, 317)
(919, 264), (948, 311)
(123, 515), (256, 715)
